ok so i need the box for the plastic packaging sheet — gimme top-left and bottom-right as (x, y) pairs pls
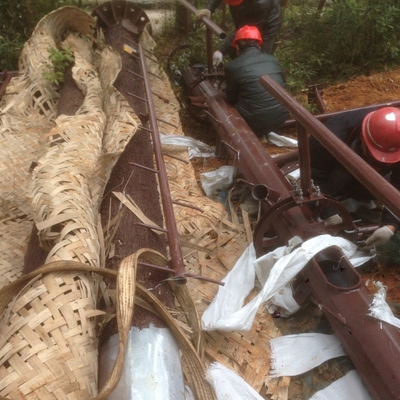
(269, 333), (346, 377)
(205, 362), (265, 400)
(267, 131), (298, 147)
(160, 134), (215, 159)
(98, 325), (185, 400)
(369, 281), (400, 328)
(200, 165), (236, 197)
(309, 370), (373, 400)
(201, 235), (372, 331)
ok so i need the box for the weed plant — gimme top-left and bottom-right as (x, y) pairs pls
(43, 46), (75, 85)
(276, 0), (400, 93)
(0, 0), (88, 70)
(157, 0), (400, 95)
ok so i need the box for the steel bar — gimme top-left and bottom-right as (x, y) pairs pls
(183, 67), (316, 244)
(281, 99), (400, 129)
(260, 74), (400, 220)
(295, 246), (400, 399)
(176, 0), (227, 40)
(138, 44), (186, 279)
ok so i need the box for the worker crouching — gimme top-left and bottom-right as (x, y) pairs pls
(224, 25), (289, 138)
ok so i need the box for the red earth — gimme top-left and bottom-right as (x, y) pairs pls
(183, 66), (400, 310)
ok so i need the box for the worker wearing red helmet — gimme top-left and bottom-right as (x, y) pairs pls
(196, 0), (281, 66)
(224, 25), (289, 137)
(309, 106), (400, 249)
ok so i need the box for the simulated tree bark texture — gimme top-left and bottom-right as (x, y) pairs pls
(99, 23), (175, 333)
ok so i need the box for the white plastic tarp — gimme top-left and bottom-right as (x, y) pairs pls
(267, 132), (298, 147)
(201, 235), (372, 332)
(160, 134), (215, 159)
(269, 333), (346, 377)
(205, 362), (265, 400)
(200, 165), (236, 197)
(369, 281), (400, 329)
(309, 370), (372, 400)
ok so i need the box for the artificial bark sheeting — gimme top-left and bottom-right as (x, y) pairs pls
(0, 4), (287, 400)
(99, 21), (175, 333)
(24, 56), (86, 273)
(0, 8), (109, 399)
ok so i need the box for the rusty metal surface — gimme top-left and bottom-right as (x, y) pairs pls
(136, 43), (186, 280)
(282, 99), (400, 129)
(294, 246), (400, 399)
(176, 0), (226, 71)
(176, 0), (227, 40)
(92, 0), (149, 34)
(180, 24), (400, 398)
(260, 74), (400, 222)
(183, 66), (356, 253)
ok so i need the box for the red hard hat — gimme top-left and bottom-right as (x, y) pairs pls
(362, 107), (400, 163)
(223, 0), (243, 5)
(232, 25), (263, 49)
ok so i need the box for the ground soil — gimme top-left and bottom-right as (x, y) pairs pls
(174, 66), (400, 398)
(176, 65), (400, 312)
(35, 16), (400, 394)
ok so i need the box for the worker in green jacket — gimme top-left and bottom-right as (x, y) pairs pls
(224, 25), (289, 137)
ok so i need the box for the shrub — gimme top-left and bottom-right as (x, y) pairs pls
(276, 0), (400, 93)
(43, 46), (75, 85)
(0, 0), (85, 71)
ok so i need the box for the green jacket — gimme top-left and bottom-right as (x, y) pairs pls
(224, 47), (289, 136)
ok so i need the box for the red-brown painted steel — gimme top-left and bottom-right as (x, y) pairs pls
(260, 74), (400, 221)
(182, 67), (348, 249)
(294, 246), (400, 399)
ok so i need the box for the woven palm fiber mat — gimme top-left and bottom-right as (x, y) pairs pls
(0, 6), (286, 400)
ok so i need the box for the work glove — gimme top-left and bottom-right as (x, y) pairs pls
(213, 50), (223, 67)
(360, 226), (394, 250)
(195, 9), (211, 20)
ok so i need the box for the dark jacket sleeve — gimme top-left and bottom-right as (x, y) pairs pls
(310, 109), (370, 196)
(224, 65), (239, 104)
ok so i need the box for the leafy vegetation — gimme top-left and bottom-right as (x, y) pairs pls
(276, 0), (400, 93)
(1, 0), (400, 95)
(0, 0), (86, 71)
(43, 46), (75, 85)
(159, 0), (400, 95)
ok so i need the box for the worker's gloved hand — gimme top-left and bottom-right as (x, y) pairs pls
(213, 50), (223, 67)
(324, 214), (343, 227)
(360, 226), (395, 250)
(195, 9), (211, 20)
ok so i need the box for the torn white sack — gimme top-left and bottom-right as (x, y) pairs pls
(269, 333), (346, 377)
(201, 235), (372, 331)
(309, 369), (372, 400)
(160, 134), (215, 159)
(267, 131), (298, 147)
(369, 281), (400, 329)
(98, 325), (185, 400)
(205, 362), (265, 400)
(200, 165), (236, 197)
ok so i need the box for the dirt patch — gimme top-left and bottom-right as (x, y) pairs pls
(179, 66), (400, 311)
(322, 69), (400, 112)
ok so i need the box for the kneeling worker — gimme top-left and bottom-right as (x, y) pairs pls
(224, 25), (289, 138)
(310, 106), (400, 249)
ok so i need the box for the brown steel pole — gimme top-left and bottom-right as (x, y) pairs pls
(282, 99), (400, 129)
(138, 44), (186, 279)
(260, 74), (400, 221)
(183, 67), (314, 243)
(176, 0), (227, 40)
